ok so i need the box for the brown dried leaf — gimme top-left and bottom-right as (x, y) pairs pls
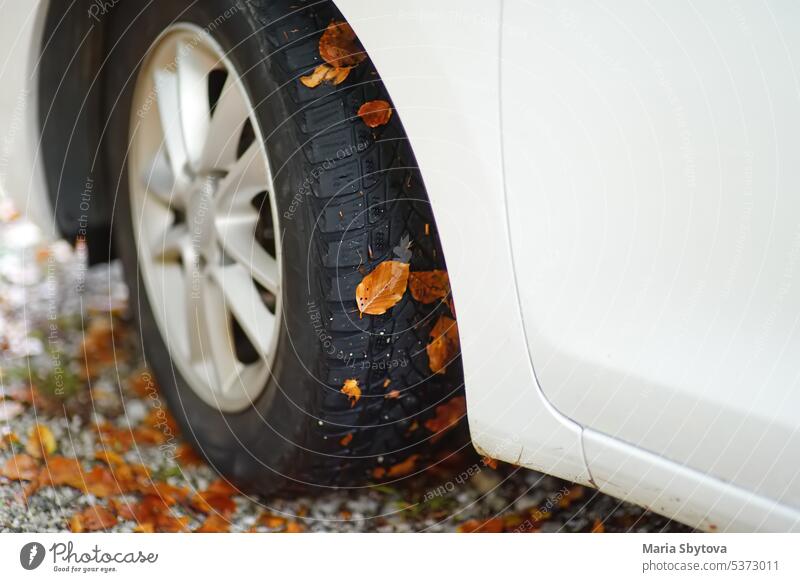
(591, 518), (606, 533)
(457, 517), (503, 533)
(357, 100), (392, 128)
(195, 514), (230, 533)
(424, 395), (466, 443)
(355, 260), (409, 315)
(340, 378), (362, 408)
(408, 270), (450, 304)
(26, 424), (56, 459)
(372, 454), (420, 479)
(319, 21), (366, 68)
(300, 64), (351, 88)
(69, 505), (117, 532)
(426, 315), (459, 374)
(0, 454), (39, 480)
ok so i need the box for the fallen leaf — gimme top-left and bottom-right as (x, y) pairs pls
(285, 521), (305, 533)
(259, 513), (287, 529)
(408, 270), (450, 304)
(300, 64), (351, 88)
(339, 433), (353, 447)
(80, 318), (124, 380)
(135, 480), (188, 505)
(385, 390), (400, 399)
(357, 100), (392, 128)
(426, 315), (459, 374)
(457, 517), (503, 533)
(94, 450), (126, 466)
(319, 21), (366, 68)
(0, 454), (39, 480)
(482, 456), (498, 470)
(129, 369), (156, 397)
(340, 379), (362, 407)
(424, 396), (466, 443)
(355, 260), (410, 315)
(591, 518), (605, 533)
(373, 454), (420, 479)
(82, 465), (120, 497)
(69, 505), (117, 532)
(195, 514), (230, 533)
(175, 442), (204, 467)
(26, 424), (56, 459)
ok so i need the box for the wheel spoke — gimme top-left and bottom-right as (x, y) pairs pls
(153, 69), (190, 185)
(141, 148), (179, 207)
(139, 189), (176, 258)
(200, 75), (250, 171)
(218, 361), (268, 398)
(176, 39), (218, 171)
(216, 141), (270, 214)
(216, 213), (280, 294)
(211, 263), (276, 357)
(197, 266), (241, 389)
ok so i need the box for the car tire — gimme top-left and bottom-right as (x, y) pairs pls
(102, 0), (465, 493)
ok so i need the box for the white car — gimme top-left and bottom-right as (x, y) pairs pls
(2, 0), (799, 533)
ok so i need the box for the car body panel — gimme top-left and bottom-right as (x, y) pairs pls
(501, 0), (800, 513)
(0, 0), (50, 231)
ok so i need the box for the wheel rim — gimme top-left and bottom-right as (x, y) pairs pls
(128, 24), (282, 412)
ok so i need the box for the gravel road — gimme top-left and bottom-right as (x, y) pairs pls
(0, 215), (691, 533)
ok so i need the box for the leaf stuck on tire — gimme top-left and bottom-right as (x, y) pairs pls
(409, 270), (450, 304)
(357, 100), (392, 128)
(427, 315), (459, 374)
(340, 379), (362, 407)
(319, 21), (366, 68)
(355, 260), (410, 316)
(300, 64), (351, 88)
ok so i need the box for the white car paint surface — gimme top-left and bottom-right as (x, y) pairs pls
(1, 0), (799, 531)
(502, 0), (800, 516)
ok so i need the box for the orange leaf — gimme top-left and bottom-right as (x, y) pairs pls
(385, 390), (400, 399)
(195, 514), (230, 533)
(300, 64), (351, 88)
(373, 454), (420, 479)
(69, 505), (117, 532)
(409, 270), (450, 304)
(26, 424), (56, 459)
(355, 260), (409, 315)
(339, 433), (353, 447)
(591, 518), (606, 533)
(285, 521), (305, 533)
(175, 442), (204, 467)
(482, 456), (498, 470)
(357, 100), (392, 128)
(426, 315), (460, 374)
(0, 454), (39, 480)
(319, 21), (366, 68)
(340, 379), (362, 407)
(457, 517), (503, 533)
(259, 513), (287, 529)
(82, 465), (120, 497)
(424, 396), (466, 443)
(94, 450), (125, 466)
(39, 456), (84, 489)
